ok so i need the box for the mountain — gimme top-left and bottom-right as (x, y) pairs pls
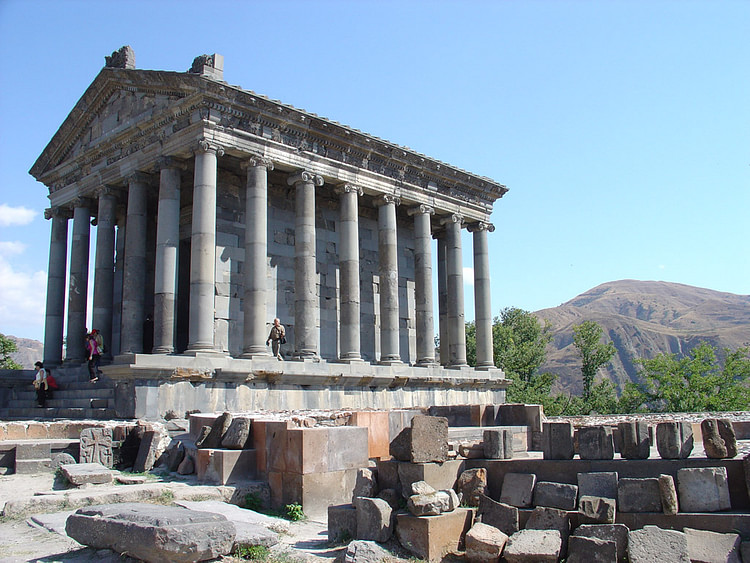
(533, 280), (750, 394)
(7, 335), (43, 369)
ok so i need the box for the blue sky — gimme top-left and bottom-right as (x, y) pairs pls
(1, 0), (748, 343)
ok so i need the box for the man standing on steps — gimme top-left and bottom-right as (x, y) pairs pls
(266, 318), (286, 360)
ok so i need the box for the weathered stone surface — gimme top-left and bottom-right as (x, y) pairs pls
(389, 427), (411, 461)
(166, 440), (186, 472)
(456, 468), (487, 507)
(61, 463), (113, 486)
(500, 472), (536, 508)
(533, 481), (578, 510)
(617, 477), (662, 512)
(396, 508), (473, 562)
(65, 503), (235, 563)
(411, 479), (436, 496)
(80, 427), (114, 468)
(377, 488), (400, 509)
(441, 489), (460, 512)
(567, 535), (617, 563)
(328, 504), (357, 544)
(195, 425), (212, 449)
(677, 466), (731, 512)
(656, 422), (693, 459)
(702, 419), (729, 458)
(478, 494), (518, 536)
(354, 496), (392, 542)
(618, 421), (650, 459)
(407, 493), (443, 516)
(658, 473), (678, 515)
(578, 426), (614, 460)
(578, 495), (616, 524)
(177, 454), (195, 475)
(525, 506), (570, 556)
(410, 415), (449, 463)
(206, 412), (233, 449)
(575, 523), (629, 563)
(684, 527), (740, 563)
(458, 441), (485, 459)
(628, 526), (690, 563)
(220, 417), (252, 449)
(465, 522), (509, 563)
(483, 429), (513, 460)
(115, 473), (147, 485)
(342, 540), (393, 563)
(50, 452), (76, 470)
(351, 468), (378, 503)
(577, 471), (618, 500)
(740, 541), (750, 563)
(176, 500), (279, 549)
(543, 422), (574, 460)
(504, 529), (561, 563)
(718, 419), (738, 458)
(133, 430), (159, 473)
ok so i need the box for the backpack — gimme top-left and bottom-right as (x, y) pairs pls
(46, 371), (59, 390)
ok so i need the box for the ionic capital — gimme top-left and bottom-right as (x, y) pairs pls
(44, 207), (72, 221)
(467, 221), (495, 233)
(287, 170), (324, 187)
(241, 155), (274, 171)
(335, 183), (363, 197)
(127, 171), (152, 186)
(407, 204), (435, 217)
(196, 138), (225, 157)
(374, 194), (401, 207)
(70, 196), (96, 211)
(94, 185), (120, 199)
(440, 213), (464, 227)
(157, 156), (188, 171)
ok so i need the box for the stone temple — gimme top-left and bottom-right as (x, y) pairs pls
(30, 47), (509, 418)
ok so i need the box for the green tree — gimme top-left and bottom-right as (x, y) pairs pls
(0, 334), (23, 370)
(620, 342), (750, 413)
(572, 321), (616, 402)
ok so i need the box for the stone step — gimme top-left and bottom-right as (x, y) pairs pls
(15, 387), (114, 400)
(0, 407), (119, 420)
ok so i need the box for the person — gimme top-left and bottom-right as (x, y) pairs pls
(86, 331), (101, 382)
(33, 361), (48, 407)
(266, 318), (286, 360)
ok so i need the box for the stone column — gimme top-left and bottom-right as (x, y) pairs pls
(91, 187), (118, 360)
(376, 194), (401, 364)
(187, 140), (224, 354)
(409, 204), (436, 365)
(469, 221), (495, 369)
(153, 160), (181, 354)
(442, 214), (468, 368)
(121, 174), (149, 354)
(287, 170), (324, 359)
(337, 183), (363, 362)
(65, 199), (91, 362)
(241, 156), (273, 358)
(43, 207), (71, 366)
(436, 234), (448, 366)
(111, 206), (126, 357)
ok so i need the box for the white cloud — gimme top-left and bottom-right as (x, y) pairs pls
(0, 241), (27, 255)
(0, 204), (37, 227)
(463, 267), (474, 284)
(0, 255), (46, 341)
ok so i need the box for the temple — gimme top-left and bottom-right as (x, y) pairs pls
(30, 47), (510, 418)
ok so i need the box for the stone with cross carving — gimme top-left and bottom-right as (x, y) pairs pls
(80, 427), (114, 468)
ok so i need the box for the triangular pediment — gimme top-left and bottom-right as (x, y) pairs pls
(30, 68), (207, 181)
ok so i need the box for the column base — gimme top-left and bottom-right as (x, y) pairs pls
(291, 354), (321, 362)
(183, 348), (226, 358)
(337, 355), (364, 363)
(151, 347), (174, 355)
(446, 363), (470, 370)
(379, 358), (403, 366)
(475, 363), (496, 371)
(240, 350), (273, 359)
(415, 359), (439, 367)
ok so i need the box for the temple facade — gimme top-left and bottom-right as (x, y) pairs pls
(31, 47), (510, 417)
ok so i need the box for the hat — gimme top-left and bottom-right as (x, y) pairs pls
(91, 329), (98, 334)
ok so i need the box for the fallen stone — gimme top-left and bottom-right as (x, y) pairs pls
(377, 488), (400, 509)
(677, 467), (731, 512)
(465, 522), (509, 562)
(411, 479), (436, 496)
(60, 463), (113, 486)
(115, 473), (147, 485)
(543, 422), (574, 460)
(440, 488), (460, 512)
(718, 419), (738, 458)
(575, 523), (629, 563)
(500, 472), (536, 508)
(656, 422), (693, 459)
(65, 503), (235, 562)
(658, 474), (679, 515)
(175, 499), (287, 533)
(410, 415), (449, 463)
(396, 507), (473, 562)
(578, 495), (616, 524)
(328, 504), (357, 544)
(702, 419), (729, 458)
(525, 506), (570, 555)
(533, 481), (578, 510)
(407, 493), (443, 516)
(458, 442), (485, 459)
(354, 496), (392, 542)
(195, 426), (212, 449)
(483, 429), (506, 459)
(50, 452), (76, 470)
(578, 426), (615, 460)
(133, 430), (159, 473)
(617, 477), (662, 512)
(456, 467), (487, 507)
(478, 493), (518, 536)
(342, 540), (393, 563)
(577, 471), (618, 500)
(388, 427), (411, 462)
(567, 535), (617, 563)
(684, 527), (740, 563)
(618, 421), (650, 459)
(504, 529), (561, 563)
(177, 454), (195, 475)
(220, 417), (252, 449)
(352, 468), (378, 502)
(80, 427), (114, 468)
(628, 525), (689, 563)
(166, 440), (186, 472)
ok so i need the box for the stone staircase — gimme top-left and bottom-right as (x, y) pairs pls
(0, 365), (118, 420)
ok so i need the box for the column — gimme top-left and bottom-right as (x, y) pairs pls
(376, 194), (401, 364)
(91, 187), (117, 359)
(43, 207), (70, 366)
(442, 214), (468, 367)
(111, 207), (126, 357)
(121, 174), (149, 354)
(469, 221), (495, 369)
(337, 183), (363, 362)
(187, 140), (224, 353)
(436, 234), (448, 366)
(409, 205), (436, 365)
(153, 160), (181, 354)
(287, 170), (323, 359)
(65, 199), (91, 362)
(241, 156), (273, 357)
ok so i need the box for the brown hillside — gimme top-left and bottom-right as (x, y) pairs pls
(533, 280), (750, 394)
